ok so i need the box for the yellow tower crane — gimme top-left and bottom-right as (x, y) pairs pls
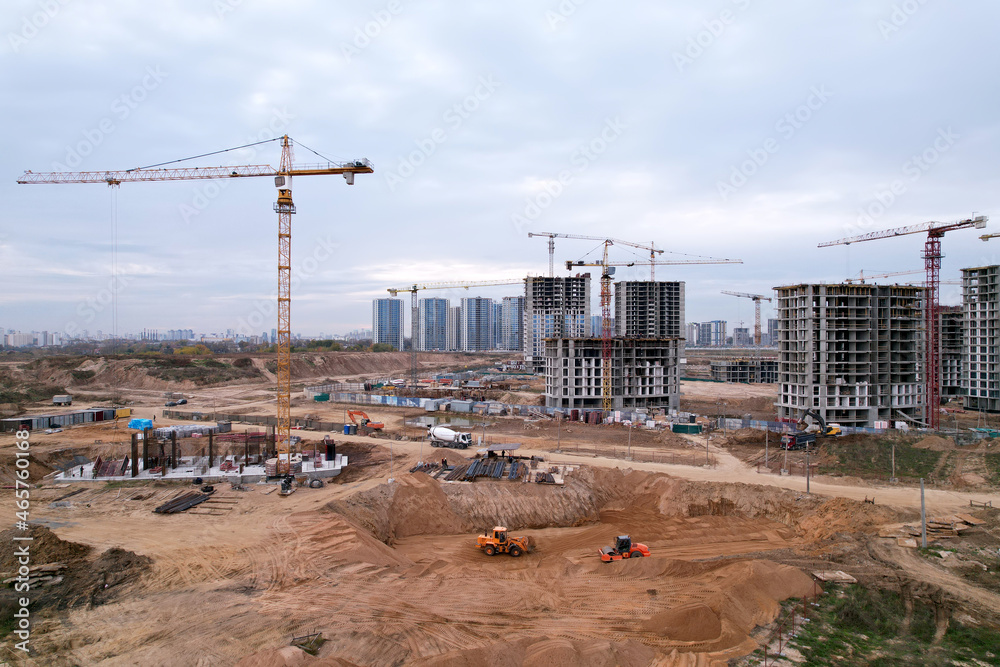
(386, 279), (527, 386)
(18, 135), (373, 474)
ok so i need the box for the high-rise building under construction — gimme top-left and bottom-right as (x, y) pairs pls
(775, 283), (924, 428)
(523, 275), (591, 372)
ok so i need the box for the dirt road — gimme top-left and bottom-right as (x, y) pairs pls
(328, 430), (999, 515)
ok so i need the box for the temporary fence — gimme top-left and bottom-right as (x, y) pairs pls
(756, 461), (821, 477)
(162, 410), (344, 433)
(717, 418), (889, 436)
(309, 391), (663, 426)
(556, 443), (717, 468)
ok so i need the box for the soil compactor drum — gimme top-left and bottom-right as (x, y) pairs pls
(599, 535), (650, 562)
(476, 526), (534, 557)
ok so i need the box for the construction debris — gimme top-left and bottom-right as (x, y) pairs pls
(812, 570), (858, 583)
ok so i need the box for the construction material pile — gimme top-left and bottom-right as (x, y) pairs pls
(1, 562), (66, 588)
(440, 458), (529, 482)
(263, 457), (303, 476)
(154, 424), (216, 439)
(153, 491), (213, 514)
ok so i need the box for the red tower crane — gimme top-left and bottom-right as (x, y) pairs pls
(819, 215), (988, 429)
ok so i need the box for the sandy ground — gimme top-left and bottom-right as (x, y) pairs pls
(2, 359), (999, 665)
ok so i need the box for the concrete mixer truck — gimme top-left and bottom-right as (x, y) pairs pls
(427, 425), (473, 449)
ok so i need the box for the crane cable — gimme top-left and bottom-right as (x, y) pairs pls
(292, 139), (347, 165)
(130, 137), (281, 171)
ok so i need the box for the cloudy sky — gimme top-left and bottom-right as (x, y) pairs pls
(3, 1), (999, 338)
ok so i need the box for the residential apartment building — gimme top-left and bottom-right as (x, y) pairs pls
(544, 338), (681, 411)
(500, 296), (525, 351)
(372, 298), (404, 351)
(962, 266), (1000, 411)
(461, 297), (494, 352)
(697, 320), (727, 347)
(775, 283), (924, 428)
(614, 281), (684, 339)
(417, 298), (449, 351)
(523, 275), (591, 372)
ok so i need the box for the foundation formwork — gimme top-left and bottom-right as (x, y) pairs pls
(775, 283), (924, 428)
(962, 266), (1000, 411)
(710, 358), (778, 384)
(543, 337), (681, 411)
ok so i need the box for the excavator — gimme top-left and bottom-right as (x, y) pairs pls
(783, 409), (842, 450)
(798, 409), (842, 437)
(347, 410), (384, 436)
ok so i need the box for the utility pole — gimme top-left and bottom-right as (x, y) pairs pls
(765, 428), (769, 468)
(627, 420), (632, 460)
(891, 442), (896, 482)
(806, 443), (811, 494)
(556, 411), (562, 452)
(920, 478), (927, 548)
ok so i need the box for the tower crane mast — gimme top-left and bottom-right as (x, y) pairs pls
(19, 135), (374, 474)
(819, 215), (988, 429)
(568, 248), (742, 410)
(720, 291), (772, 346)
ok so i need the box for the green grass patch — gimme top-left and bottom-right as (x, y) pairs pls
(986, 453), (1000, 485)
(777, 585), (1000, 666)
(821, 438), (941, 481)
(140, 356), (262, 386)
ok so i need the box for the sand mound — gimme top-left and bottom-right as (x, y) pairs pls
(913, 435), (954, 451)
(0, 525), (91, 568)
(796, 496), (901, 541)
(324, 474), (468, 543)
(287, 512), (414, 570)
(643, 604), (722, 641)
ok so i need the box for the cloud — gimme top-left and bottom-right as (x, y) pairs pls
(3, 1), (1000, 335)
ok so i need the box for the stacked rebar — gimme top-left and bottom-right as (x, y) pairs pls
(153, 491), (212, 514)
